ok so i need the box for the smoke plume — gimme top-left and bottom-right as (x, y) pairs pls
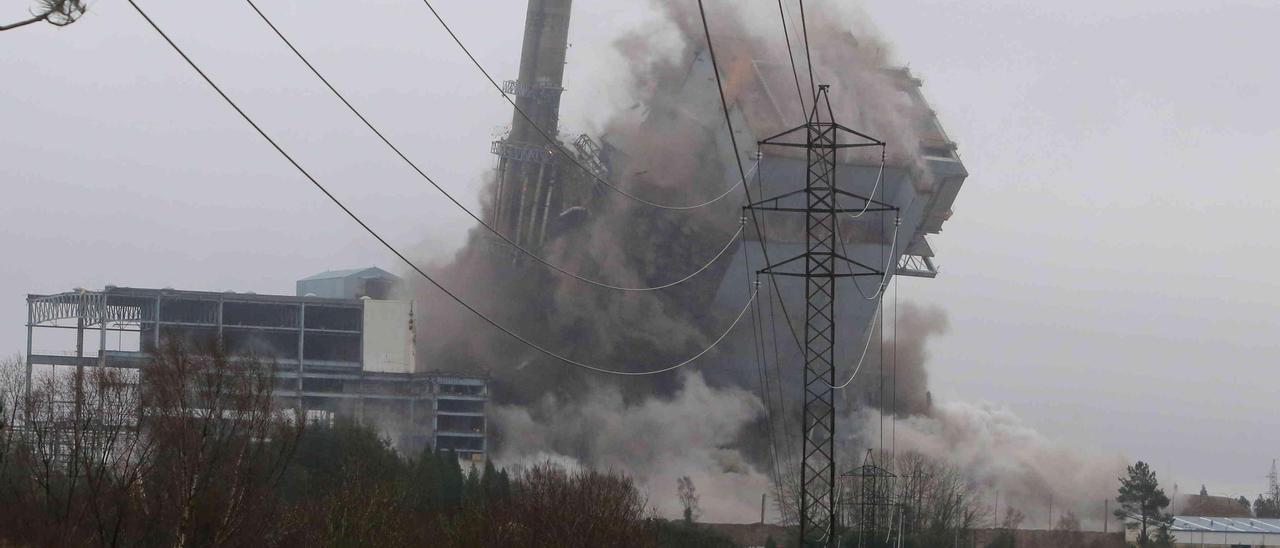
(402, 0), (1125, 525)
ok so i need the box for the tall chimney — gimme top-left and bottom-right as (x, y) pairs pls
(491, 0), (573, 250)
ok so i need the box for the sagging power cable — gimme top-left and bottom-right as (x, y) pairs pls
(844, 214), (901, 301)
(125, 0), (757, 377)
(824, 279), (887, 389)
(417, 0), (747, 212)
(841, 145), (888, 220)
(243, 0), (748, 293)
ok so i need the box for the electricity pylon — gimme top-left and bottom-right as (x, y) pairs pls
(747, 84), (896, 546)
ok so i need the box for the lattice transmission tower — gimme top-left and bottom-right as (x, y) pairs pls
(747, 85), (896, 546)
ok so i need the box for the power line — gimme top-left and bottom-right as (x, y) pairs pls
(755, 153), (798, 479)
(777, 0), (808, 115)
(417, 0), (745, 212)
(764, 276), (798, 473)
(701, 0), (811, 501)
(847, 214), (901, 301)
(696, 0), (807, 365)
(825, 227), (887, 389)
(841, 146), (888, 220)
(124, 0), (758, 378)
(242, 0), (746, 293)
(891, 257), (898, 466)
(797, 0), (818, 101)
(823, 292), (883, 390)
(745, 241), (786, 514)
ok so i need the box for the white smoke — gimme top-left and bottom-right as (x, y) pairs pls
(871, 398), (1127, 530)
(491, 371), (774, 522)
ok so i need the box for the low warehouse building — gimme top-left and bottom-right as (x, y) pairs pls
(1126, 516), (1280, 547)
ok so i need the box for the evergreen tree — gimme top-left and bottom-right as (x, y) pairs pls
(406, 445), (440, 512)
(1153, 521), (1176, 548)
(440, 449), (465, 510)
(495, 468), (512, 500)
(463, 465), (481, 507)
(1256, 495), (1280, 518)
(1115, 461), (1172, 547)
(480, 460), (499, 504)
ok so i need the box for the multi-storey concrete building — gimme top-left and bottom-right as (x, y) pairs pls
(24, 268), (487, 461)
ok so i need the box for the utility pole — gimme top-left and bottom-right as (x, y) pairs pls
(1269, 459), (1280, 507)
(762, 493), (767, 524)
(748, 85), (896, 546)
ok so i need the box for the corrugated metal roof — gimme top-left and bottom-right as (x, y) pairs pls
(1172, 516), (1280, 533)
(298, 267), (398, 282)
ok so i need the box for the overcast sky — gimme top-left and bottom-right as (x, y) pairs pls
(3, 0), (1278, 502)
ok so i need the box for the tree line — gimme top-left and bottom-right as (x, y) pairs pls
(0, 343), (733, 547)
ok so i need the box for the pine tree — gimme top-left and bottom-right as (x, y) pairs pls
(1114, 461), (1173, 547)
(407, 445), (439, 512)
(463, 465), (481, 507)
(480, 459), (499, 504)
(440, 449), (465, 510)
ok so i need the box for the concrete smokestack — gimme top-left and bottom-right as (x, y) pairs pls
(491, 0), (573, 249)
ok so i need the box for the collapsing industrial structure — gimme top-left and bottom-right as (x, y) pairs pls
(19, 0), (967, 536)
(471, 0), (968, 542)
(488, 0), (602, 250)
(24, 268), (487, 461)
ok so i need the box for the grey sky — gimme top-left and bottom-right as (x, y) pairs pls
(3, 0), (1278, 504)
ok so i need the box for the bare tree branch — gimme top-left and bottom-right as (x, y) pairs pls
(1, 0), (86, 32)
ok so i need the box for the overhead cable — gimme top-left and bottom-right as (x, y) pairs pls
(777, 0), (808, 115)
(797, 0), (818, 100)
(824, 282), (886, 389)
(744, 240), (787, 504)
(842, 145), (888, 220)
(754, 160), (798, 475)
(417, 0), (747, 212)
(698, 0), (807, 360)
(846, 215), (901, 301)
(243, 0), (746, 292)
(125, 0), (757, 377)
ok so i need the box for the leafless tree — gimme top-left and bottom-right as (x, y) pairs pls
(1001, 506), (1026, 530)
(482, 462), (651, 547)
(892, 452), (987, 545)
(0, 355), (24, 485)
(0, 362), (149, 545)
(0, 0), (87, 31)
(1051, 511), (1086, 548)
(276, 463), (412, 547)
(139, 339), (303, 547)
(770, 460), (800, 526)
(677, 475), (701, 523)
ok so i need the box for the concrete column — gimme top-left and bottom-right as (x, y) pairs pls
(297, 304), (305, 409)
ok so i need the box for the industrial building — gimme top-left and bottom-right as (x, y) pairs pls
(1130, 516), (1280, 547)
(24, 268), (487, 461)
(486, 0), (966, 353)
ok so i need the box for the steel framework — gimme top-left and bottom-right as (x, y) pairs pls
(25, 287), (490, 460)
(748, 85), (896, 546)
(839, 449), (898, 546)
